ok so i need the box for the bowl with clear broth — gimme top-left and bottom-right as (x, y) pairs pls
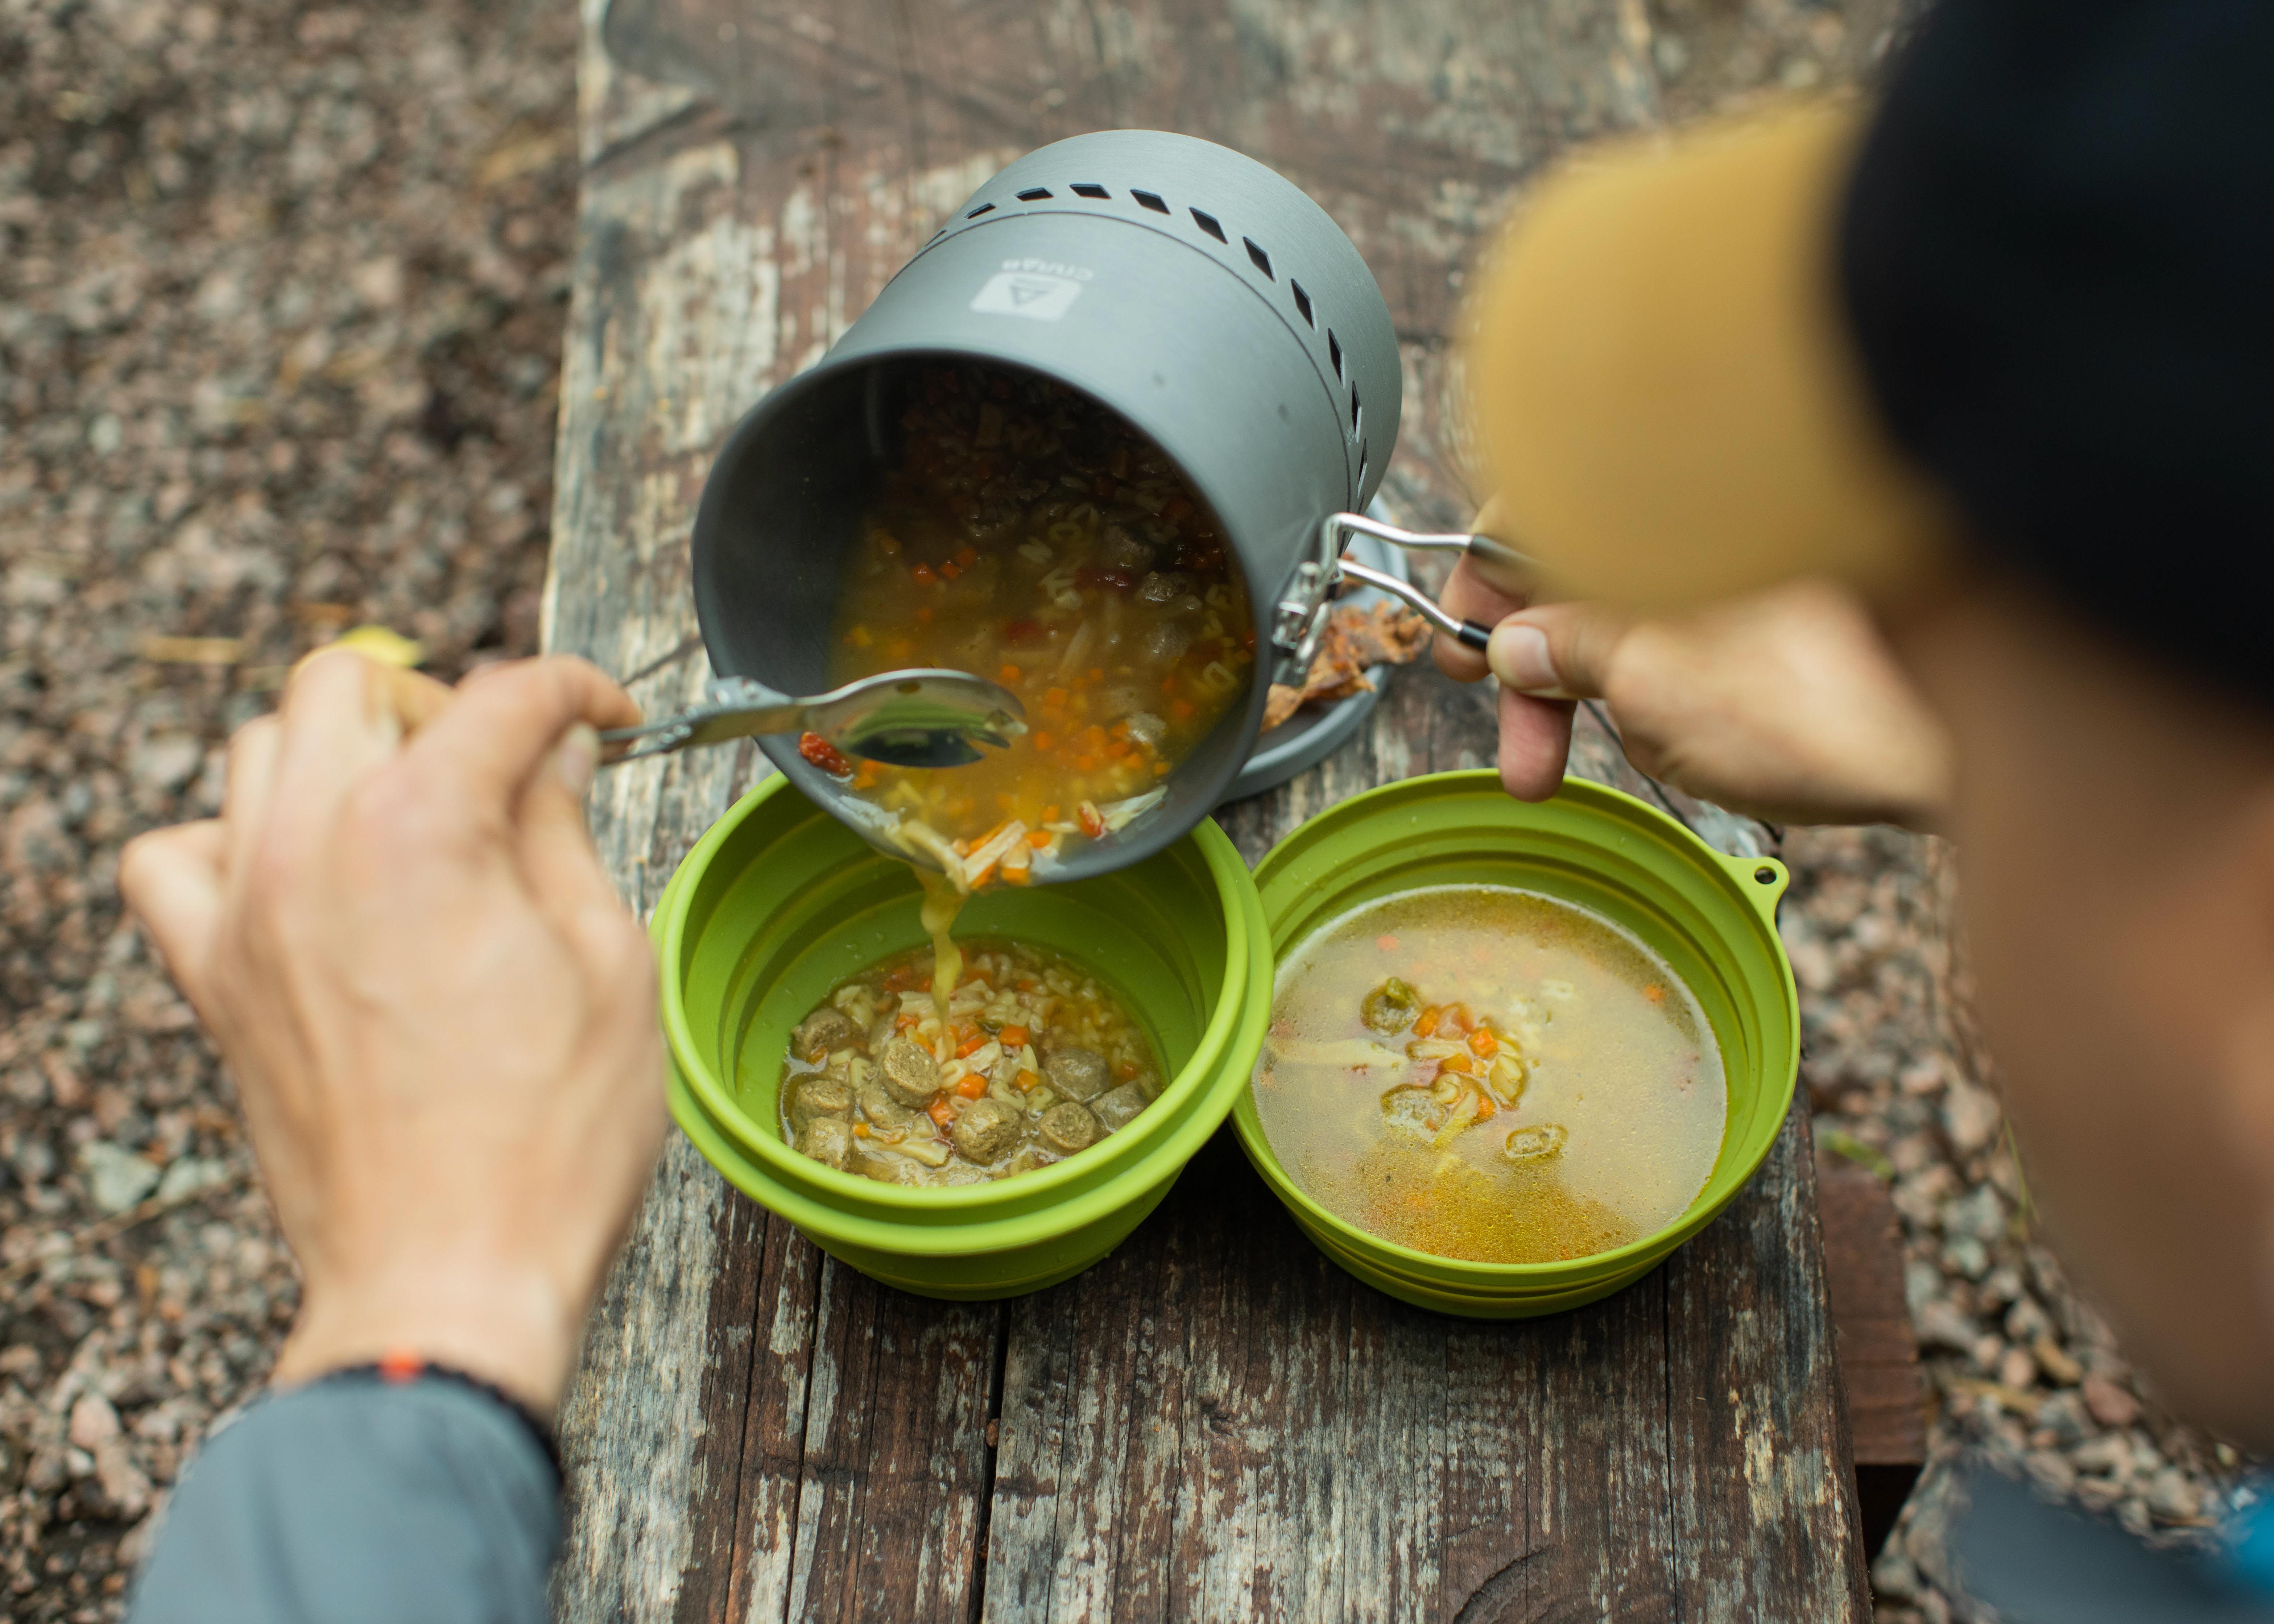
(1232, 771), (1798, 1317)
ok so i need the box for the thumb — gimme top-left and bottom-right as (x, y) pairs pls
(1485, 601), (1633, 699)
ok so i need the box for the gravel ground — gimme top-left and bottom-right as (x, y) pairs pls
(1785, 826), (2249, 1621)
(1, 0), (576, 1613)
(2, 1), (2234, 1621)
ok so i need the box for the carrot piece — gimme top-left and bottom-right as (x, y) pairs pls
(914, 606), (934, 625)
(895, 1012), (920, 1032)
(911, 564), (937, 584)
(1042, 804), (1061, 822)
(955, 544), (978, 567)
(999, 664), (1022, 684)
(1033, 731), (1055, 751)
(1016, 1070), (1040, 1091)
(954, 1073), (987, 1099)
(926, 1097), (956, 1128)
(1377, 935), (1399, 952)
(940, 560), (963, 580)
(1474, 1095), (1497, 1120)
(1469, 1028), (1498, 1059)
(1003, 866), (1032, 885)
(1170, 699), (1195, 720)
(955, 1027), (987, 1057)
(999, 1025), (1030, 1049)
(1026, 829), (1052, 849)
(1414, 1007), (1441, 1037)
(852, 1121), (871, 1138)
(1440, 1052), (1474, 1076)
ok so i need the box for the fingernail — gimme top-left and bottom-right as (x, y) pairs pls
(554, 724), (599, 799)
(1489, 624), (1559, 693)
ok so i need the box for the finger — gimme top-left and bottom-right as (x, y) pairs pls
(265, 649), (430, 853)
(1484, 601), (1634, 700)
(407, 657), (641, 815)
(118, 821), (229, 1009)
(224, 716), (285, 881)
(514, 724), (632, 937)
(1496, 687), (1576, 802)
(1432, 556), (1530, 683)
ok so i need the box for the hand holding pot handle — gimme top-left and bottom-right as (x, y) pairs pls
(118, 651), (665, 1416)
(1434, 506), (1951, 827)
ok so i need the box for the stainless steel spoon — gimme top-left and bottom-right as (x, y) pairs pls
(599, 669), (1026, 768)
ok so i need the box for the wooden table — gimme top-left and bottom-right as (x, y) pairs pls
(543, 1), (1868, 1616)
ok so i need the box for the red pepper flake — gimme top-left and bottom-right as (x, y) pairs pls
(798, 731), (853, 778)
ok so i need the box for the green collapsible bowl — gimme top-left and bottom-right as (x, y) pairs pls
(657, 775), (1271, 1300)
(1232, 771), (1798, 1319)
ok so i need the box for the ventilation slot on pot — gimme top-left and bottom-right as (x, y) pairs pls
(1016, 187), (1054, 202)
(1243, 237), (1274, 279)
(1290, 279), (1314, 327)
(1070, 183), (1109, 199)
(1358, 446), (1369, 488)
(1190, 207), (1227, 243)
(966, 203), (995, 219)
(1350, 389), (1362, 435)
(1328, 331), (1344, 380)
(1132, 189), (1169, 213)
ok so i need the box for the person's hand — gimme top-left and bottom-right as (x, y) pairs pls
(1435, 554), (1952, 828)
(117, 651), (662, 1416)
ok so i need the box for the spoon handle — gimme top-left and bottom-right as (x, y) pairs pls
(598, 677), (805, 766)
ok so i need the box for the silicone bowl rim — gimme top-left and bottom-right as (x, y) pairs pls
(657, 775), (1271, 1257)
(1230, 770), (1799, 1292)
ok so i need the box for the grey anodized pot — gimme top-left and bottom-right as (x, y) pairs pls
(690, 128), (1399, 881)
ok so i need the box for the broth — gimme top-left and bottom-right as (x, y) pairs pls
(822, 362), (1255, 894)
(774, 939), (1165, 1186)
(1252, 886), (1726, 1264)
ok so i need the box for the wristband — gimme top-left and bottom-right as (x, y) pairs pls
(321, 1351), (563, 1486)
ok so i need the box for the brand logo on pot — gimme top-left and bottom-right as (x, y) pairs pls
(970, 262), (1087, 322)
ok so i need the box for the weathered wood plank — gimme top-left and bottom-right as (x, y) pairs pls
(550, 0), (1864, 1617)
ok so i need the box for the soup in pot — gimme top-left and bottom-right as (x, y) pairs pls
(819, 362), (1255, 894)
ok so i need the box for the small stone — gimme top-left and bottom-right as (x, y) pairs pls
(1942, 1235), (1989, 1280)
(68, 1392), (121, 1450)
(154, 1156), (229, 1205)
(1652, 33), (1690, 79)
(1943, 1082), (2002, 1155)
(79, 1141), (160, 1214)
(2147, 1467), (2202, 1524)
(2035, 1389), (2090, 1446)
(2082, 1374), (2140, 1429)
(1997, 1346), (2037, 1392)
(2025, 1449), (2078, 1496)
(1914, 1299), (1977, 1352)
(1942, 1185), (2008, 1243)
(128, 733), (205, 793)
(1870, 1547), (1920, 1601)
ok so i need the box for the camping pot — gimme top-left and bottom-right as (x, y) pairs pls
(689, 128), (1402, 882)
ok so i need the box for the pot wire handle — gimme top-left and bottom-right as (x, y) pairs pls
(1333, 556), (1493, 651)
(1323, 511), (1539, 600)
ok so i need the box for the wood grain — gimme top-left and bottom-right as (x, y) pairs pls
(546, 0), (1866, 1616)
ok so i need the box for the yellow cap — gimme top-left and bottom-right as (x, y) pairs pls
(1464, 101), (1952, 610)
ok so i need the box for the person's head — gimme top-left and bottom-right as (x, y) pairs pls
(1464, 0), (2274, 1445)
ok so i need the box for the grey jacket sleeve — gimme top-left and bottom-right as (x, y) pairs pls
(125, 1377), (560, 1624)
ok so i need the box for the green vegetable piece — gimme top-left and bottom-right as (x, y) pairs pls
(1360, 977), (1420, 1034)
(1502, 1123), (1568, 1163)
